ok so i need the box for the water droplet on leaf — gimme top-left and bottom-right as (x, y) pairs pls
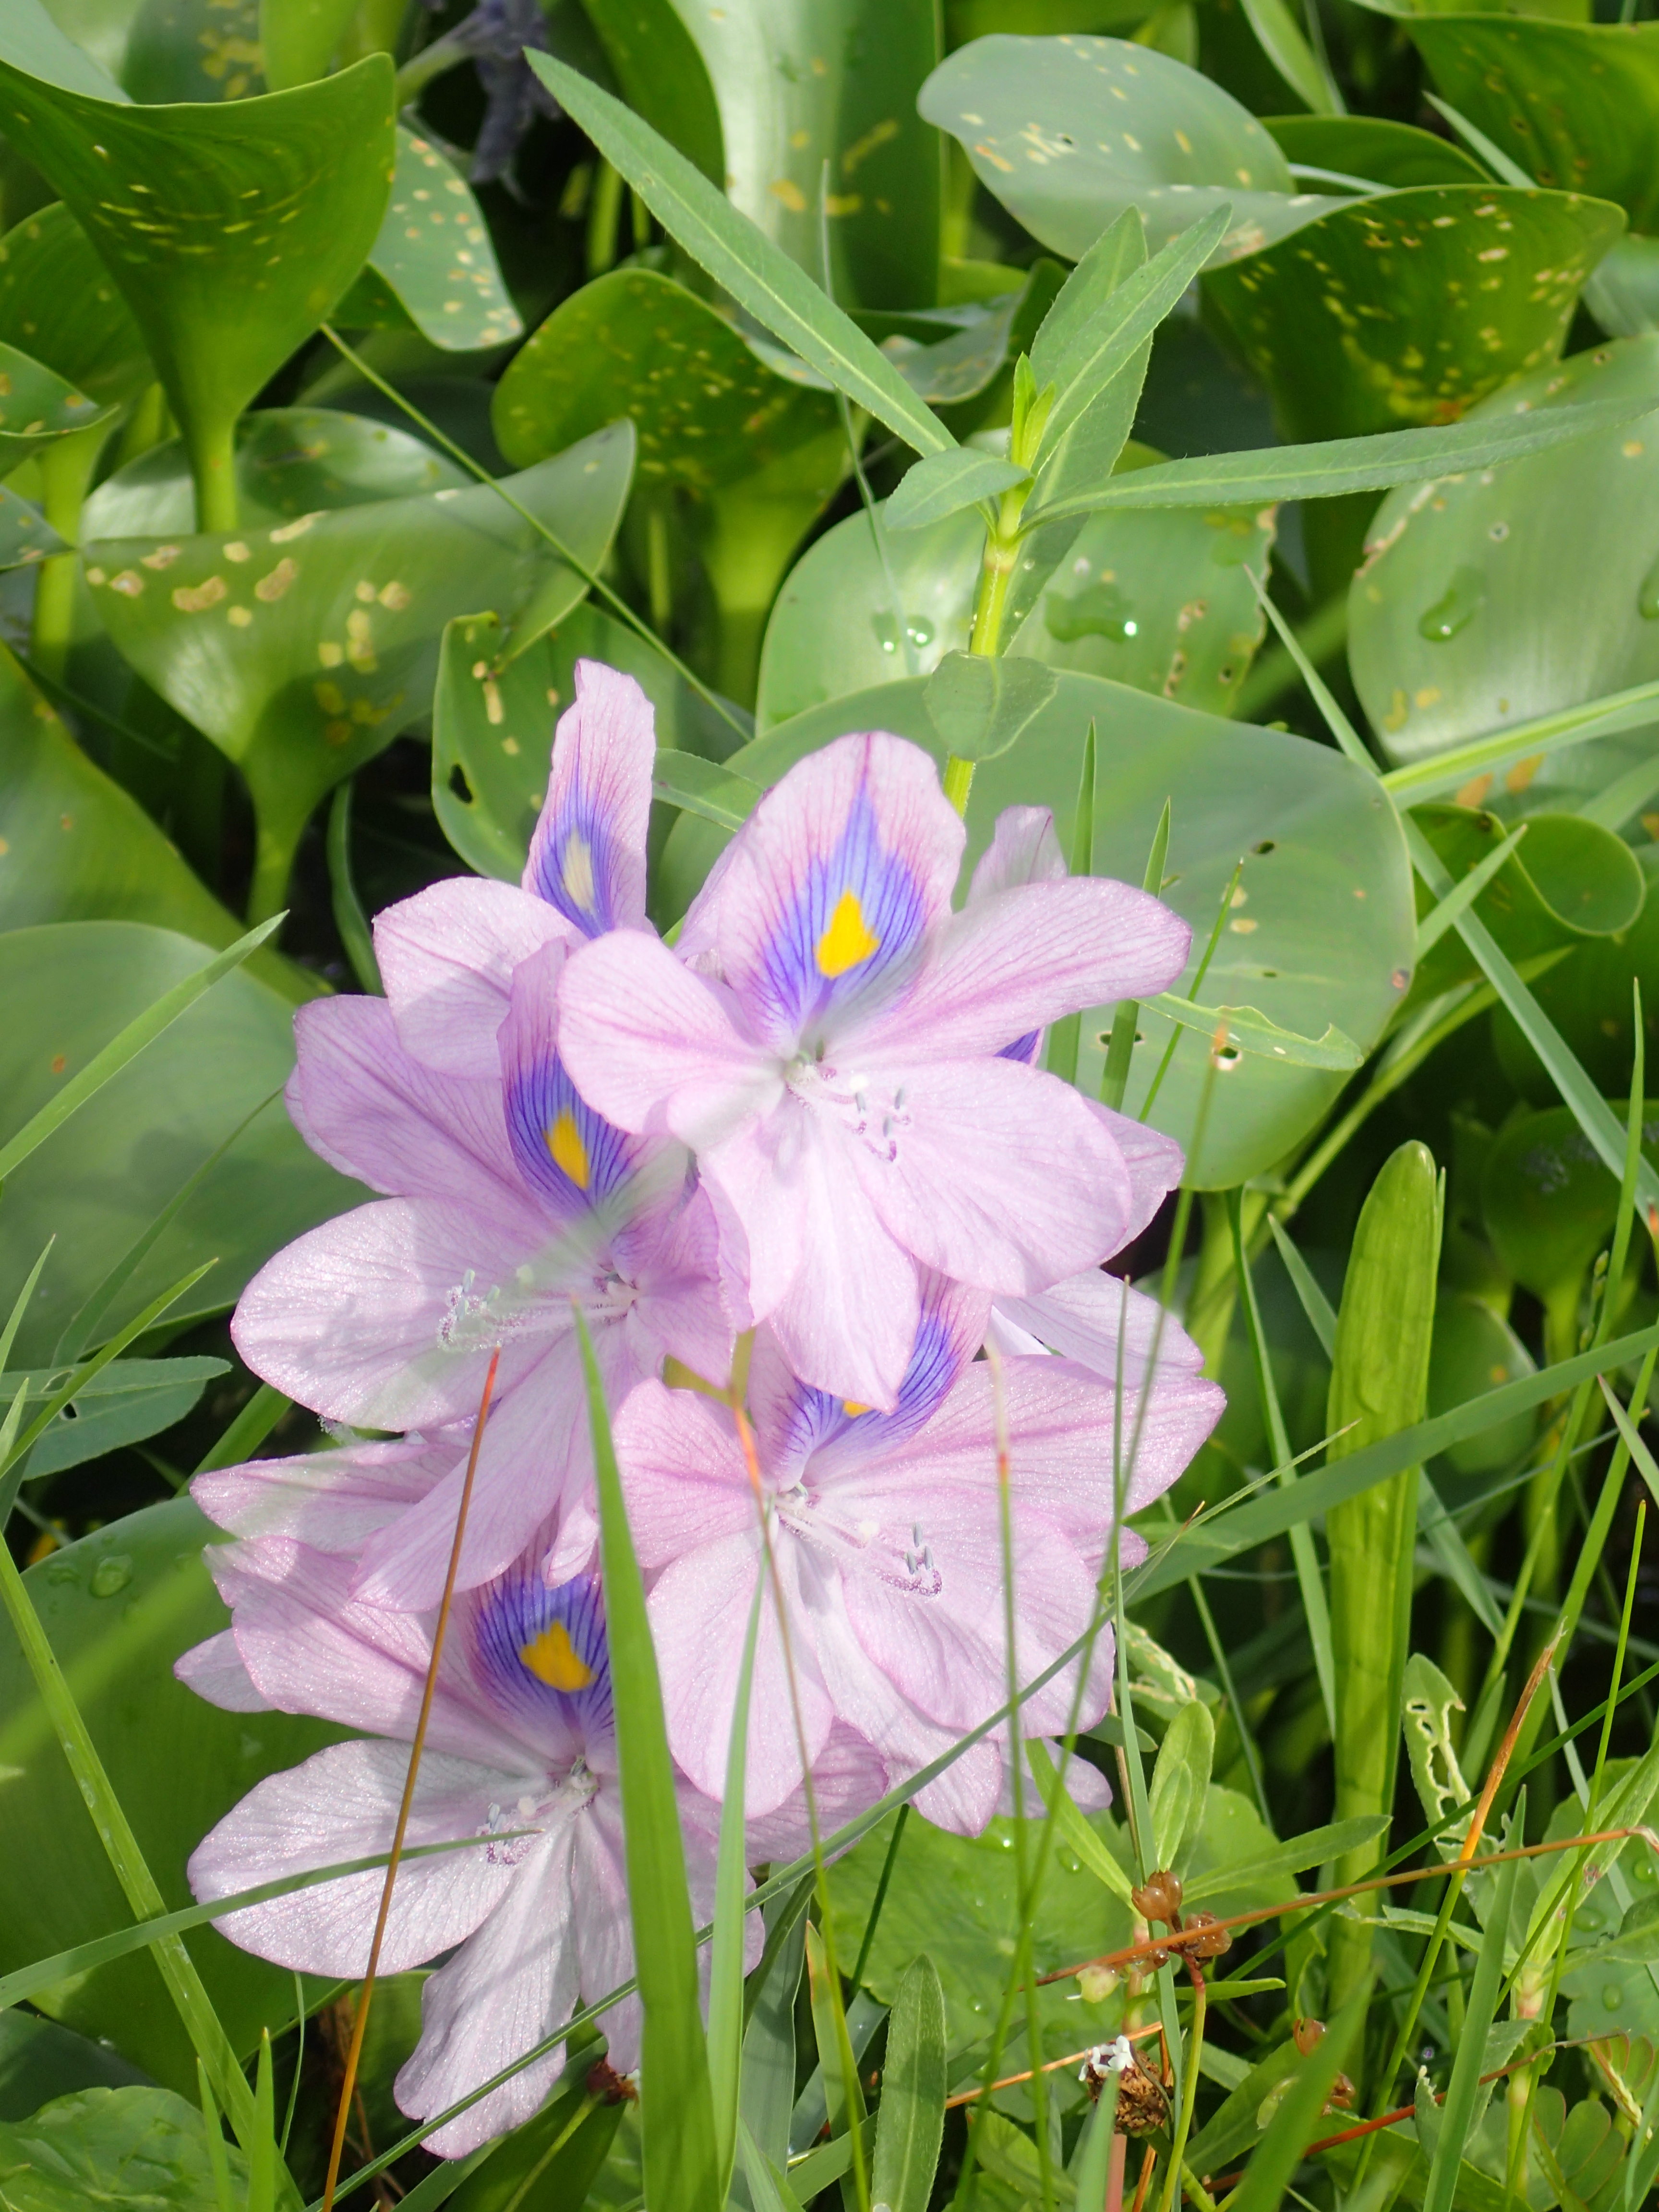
(1418, 566), (1486, 642)
(90, 1555), (132, 1598)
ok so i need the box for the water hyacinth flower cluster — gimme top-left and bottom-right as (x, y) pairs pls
(177, 661), (1225, 2155)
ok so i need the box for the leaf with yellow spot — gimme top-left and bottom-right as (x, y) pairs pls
(85, 421), (635, 919)
(333, 125), (523, 353)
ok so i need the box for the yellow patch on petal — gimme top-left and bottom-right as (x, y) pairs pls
(842, 1401), (871, 1418)
(547, 1109), (589, 1189)
(519, 1621), (593, 1691)
(562, 832), (597, 914)
(816, 890), (881, 978)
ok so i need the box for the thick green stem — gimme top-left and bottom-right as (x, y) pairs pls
(186, 411), (240, 535)
(1154, 1974), (1206, 2212)
(30, 422), (109, 681)
(947, 487), (1028, 811)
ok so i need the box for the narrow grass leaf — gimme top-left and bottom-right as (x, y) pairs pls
(1181, 1815), (1390, 1905)
(195, 1381), (292, 1476)
(652, 749), (763, 834)
(1101, 798), (1171, 1113)
(1046, 720), (1096, 1090)
(1046, 397), (1656, 518)
(1382, 674), (1659, 802)
(527, 55), (953, 459)
(869, 1954), (947, 2212)
(0, 1241), (53, 1375)
(709, 1571), (765, 2193)
(1265, 1214), (1336, 1357)
(738, 2118), (808, 2212)
(1229, 1983), (1368, 2212)
(1424, 1847), (1519, 2212)
(1234, 1192), (1337, 1736)
(576, 1309), (720, 2212)
(0, 916), (283, 1185)
(1412, 823), (1527, 962)
(325, 783), (382, 998)
(1027, 1740), (1135, 1906)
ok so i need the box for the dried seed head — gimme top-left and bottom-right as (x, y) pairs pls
(1130, 1869), (1184, 1924)
(1179, 1910), (1232, 1961)
(1328, 2071), (1356, 2112)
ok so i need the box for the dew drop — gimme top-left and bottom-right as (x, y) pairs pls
(90, 1554), (132, 1598)
(871, 610), (900, 655)
(1637, 550), (1659, 621)
(1417, 565), (1486, 642)
(905, 614), (935, 649)
(1604, 1984), (1625, 2010)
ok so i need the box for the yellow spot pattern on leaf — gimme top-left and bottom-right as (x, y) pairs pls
(519, 1620), (593, 1690)
(816, 890), (881, 978)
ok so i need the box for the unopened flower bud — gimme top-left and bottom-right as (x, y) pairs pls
(1292, 2016), (1325, 2057)
(1078, 1963), (1119, 2003)
(1179, 1910), (1232, 1961)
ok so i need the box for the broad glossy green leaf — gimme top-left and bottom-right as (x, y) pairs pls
(1398, 11), (1659, 230)
(757, 493), (1275, 730)
(528, 52), (954, 457)
(0, 200), (149, 409)
(1427, 1293), (1537, 1477)
(1206, 185), (1623, 445)
(493, 267), (836, 489)
(1350, 337), (1659, 771)
(0, 921), (358, 1364)
(578, 1314), (721, 2212)
(83, 406), (469, 538)
(829, 1806), (1134, 2086)
(0, 2012), (150, 2119)
(1492, 848), (1659, 1103)
(257, 0), (358, 91)
(4, 1354), (227, 1477)
(0, 644), (309, 992)
(0, 333), (108, 464)
(670, 670), (1415, 1187)
(1037, 387), (1655, 519)
(586, 0), (941, 308)
(1147, 1697), (1214, 1869)
(919, 33), (1343, 261)
(1262, 112), (1489, 189)
(86, 423), (634, 913)
(433, 601), (747, 881)
(335, 125), (522, 354)
(0, 50), (395, 518)
(0, 1504), (341, 2092)
(1480, 1100), (1657, 1308)
(1323, 1141), (1440, 2008)
(922, 649), (1057, 762)
(0, 2084), (247, 2210)
(1408, 804), (1647, 1005)
(0, 484), (64, 566)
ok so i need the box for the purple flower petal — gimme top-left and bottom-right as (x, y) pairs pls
(522, 658), (654, 937)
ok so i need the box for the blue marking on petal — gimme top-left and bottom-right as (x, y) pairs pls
(779, 1294), (964, 1468)
(526, 784), (623, 938)
(470, 1564), (614, 1747)
(505, 1042), (637, 1219)
(999, 1030), (1041, 1066)
(754, 781), (929, 1043)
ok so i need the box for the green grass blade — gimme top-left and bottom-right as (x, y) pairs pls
(1046, 720), (1095, 1088)
(0, 915), (284, 1186)
(1413, 823), (1527, 962)
(575, 1308), (721, 2212)
(1381, 674), (1659, 803)
(709, 1571), (765, 2194)
(737, 2116), (808, 2212)
(1180, 1814), (1389, 1905)
(1100, 799), (1170, 1113)
(1322, 1143), (1441, 2014)
(195, 1381), (292, 1476)
(527, 55), (953, 460)
(1423, 1846), (1519, 2212)
(1135, 1315), (1659, 1598)
(198, 2060), (236, 2212)
(0, 1241), (54, 1374)
(1026, 1741), (1135, 1906)
(1265, 1214), (1336, 1357)
(251, 2032), (277, 2212)
(0, 1441), (257, 2142)
(53, 1089), (281, 1364)
(1233, 1191), (1338, 1736)
(1229, 1984), (1368, 2212)
(325, 782), (383, 998)
(1042, 396), (1654, 518)
(1405, 817), (1659, 1224)
(869, 1955), (946, 2212)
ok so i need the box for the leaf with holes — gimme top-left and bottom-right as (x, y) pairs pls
(493, 266), (836, 490)
(334, 124), (522, 353)
(84, 421), (635, 917)
(661, 669), (1416, 1186)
